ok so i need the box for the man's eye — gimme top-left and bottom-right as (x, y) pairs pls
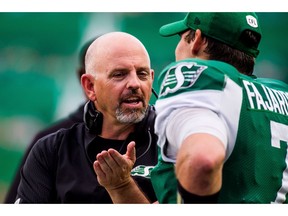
(113, 72), (124, 77)
(138, 71), (149, 79)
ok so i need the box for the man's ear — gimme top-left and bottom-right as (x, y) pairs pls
(192, 29), (206, 56)
(81, 74), (96, 101)
(151, 69), (154, 81)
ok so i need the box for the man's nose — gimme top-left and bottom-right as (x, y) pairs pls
(126, 72), (141, 89)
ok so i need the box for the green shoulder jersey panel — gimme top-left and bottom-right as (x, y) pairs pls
(158, 59), (229, 98)
(152, 58), (288, 203)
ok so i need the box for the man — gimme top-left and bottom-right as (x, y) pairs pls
(151, 12), (288, 203)
(16, 32), (158, 203)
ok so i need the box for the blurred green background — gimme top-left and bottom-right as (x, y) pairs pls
(0, 12), (287, 203)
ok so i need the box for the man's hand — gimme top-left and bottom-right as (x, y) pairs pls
(93, 141), (151, 203)
(93, 141), (136, 190)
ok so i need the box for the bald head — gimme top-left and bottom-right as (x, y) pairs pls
(85, 32), (151, 76)
(81, 31), (154, 129)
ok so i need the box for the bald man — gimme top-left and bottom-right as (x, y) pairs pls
(16, 32), (158, 203)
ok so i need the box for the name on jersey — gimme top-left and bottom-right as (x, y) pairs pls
(159, 62), (207, 97)
(243, 80), (288, 116)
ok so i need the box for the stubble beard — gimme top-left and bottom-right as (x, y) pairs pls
(116, 106), (146, 124)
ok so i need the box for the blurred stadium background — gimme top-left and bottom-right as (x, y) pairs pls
(0, 12), (288, 203)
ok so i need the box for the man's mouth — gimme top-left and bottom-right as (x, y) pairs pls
(121, 96), (143, 108)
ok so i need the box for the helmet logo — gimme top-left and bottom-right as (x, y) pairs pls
(246, 15), (258, 28)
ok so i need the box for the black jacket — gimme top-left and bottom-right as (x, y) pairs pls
(16, 102), (158, 203)
(5, 102), (85, 203)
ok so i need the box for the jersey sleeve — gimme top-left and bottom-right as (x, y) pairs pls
(155, 59), (242, 163)
(165, 107), (228, 161)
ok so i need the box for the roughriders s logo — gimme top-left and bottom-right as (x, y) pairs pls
(131, 165), (154, 178)
(159, 62), (207, 97)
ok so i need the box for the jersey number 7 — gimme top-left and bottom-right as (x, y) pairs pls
(271, 121), (288, 203)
